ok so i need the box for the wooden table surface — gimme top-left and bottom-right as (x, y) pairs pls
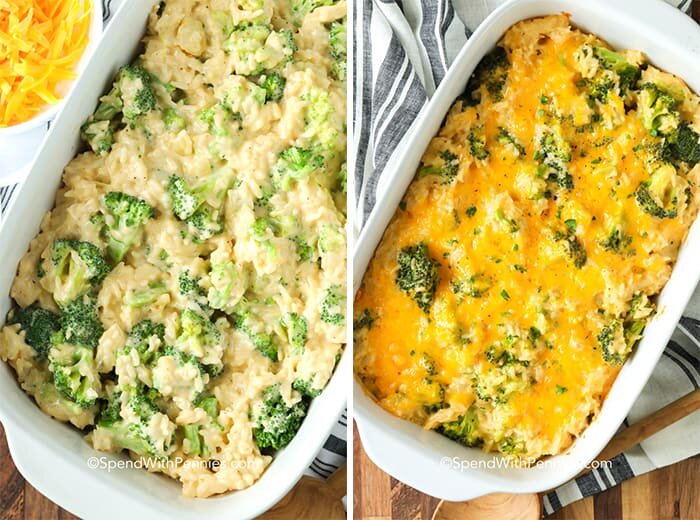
(354, 424), (700, 520)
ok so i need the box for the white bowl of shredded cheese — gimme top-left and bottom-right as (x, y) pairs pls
(0, 0), (103, 137)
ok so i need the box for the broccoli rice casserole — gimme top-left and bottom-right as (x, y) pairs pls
(354, 15), (700, 461)
(0, 0), (346, 497)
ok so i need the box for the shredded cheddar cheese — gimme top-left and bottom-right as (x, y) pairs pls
(0, 0), (92, 127)
(354, 15), (700, 462)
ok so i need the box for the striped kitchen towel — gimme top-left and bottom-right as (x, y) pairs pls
(352, 0), (699, 515)
(0, 0), (346, 485)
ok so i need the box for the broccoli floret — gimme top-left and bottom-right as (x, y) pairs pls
(635, 164), (678, 219)
(666, 122), (700, 166)
(281, 312), (308, 354)
(320, 284), (345, 326)
(496, 127), (525, 156)
(353, 308), (377, 331)
(592, 46), (640, 94)
(8, 303), (60, 359)
(118, 64), (157, 125)
(198, 102), (242, 137)
(48, 340), (100, 408)
(291, 0), (337, 22)
(600, 228), (632, 253)
(207, 261), (239, 312)
(258, 72), (286, 103)
(166, 168), (233, 221)
(175, 309), (221, 360)
(395, 243), (440, 313)
(101, 191), (154, 263)
(419, 150), (460, 184)
(318, 224), (344, 254)
(58, 294), (104, 348)
(123, 319), (165, 364)
(534, 130), (573, 190)
(271, 146), (324, 190)
(597, 319), (627, 364)
(638, 83), (679, 137)
(553, 230), (587, 268)
(186, 206), (225, 242)
(293, 236), (314, 262)
(182, 423), (209, 457)
(292, 378), (322, 398)
(252, 384), (308, 451)
(233, 307), (279, 361)
(302, 87), (339, 151)
(124, 281), (168, 308)
(329, 18), (347, 81)
(96, 386), (174, 459)
(163, 108), (186, 131)
(438, 406), (482, 447)
(80, 120), (114, 155)
(223, 24), (293, 75)
(461, 46), (509, 105)
(49, 239), (110, 306)
(93, 86), (123, 122)
(468, 130), (489, 160)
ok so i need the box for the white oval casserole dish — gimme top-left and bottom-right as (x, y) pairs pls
(0, 1), (349, 518)
(353, 0), (700, 502)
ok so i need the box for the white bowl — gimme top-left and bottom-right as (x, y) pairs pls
(0, 0), (103, 138)
(0, 0), (349, 518)
(354, 0), (700, 502)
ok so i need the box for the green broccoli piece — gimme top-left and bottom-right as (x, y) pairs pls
(438, 406), (482, 447)
(281, 312), (308, 354)
(8, 303), (60, 359)
(96, 386), (174, 459)
(252, 384), (309, 450)
(461, 46), (509, 105)
(182, 423), (209, 457)
(318, 224), (344, 254)
(468, 129), (489, 160)
(635, 164), (678, 219)
(232, 307), (279, 361)
(419, 150), (460, 184)
(293, 236), (314, 262)
(271, 146), (324, 190)
(185, 206), (225, 243)
(163, 108), (186, 131)
(207, 261), (240, 312)
(292, 378), (322, 398)
(353, 308), (376, 331)
(166, 168), (233, 221)
(259, 72), (286, 103)
(80, 120), (114, 155)
(118, 64), (157, 125)
(58, 294), (104, 349)
(302, 87), (339, 151)
(329, 18), (346, 81)
(666, 122), (700, 166)
(49, 239), (110, 306)
(223, 24), (293, 75)
(101, 191), (154, 263)
(198, 102), (242, 137)
(291, 0), (337, 22)
(497, 127), (525, 156)
(534, 130), (573, 191)
(123, 319), (165, 364)
(553, 230), (587, 268)
(178, 270), (210, 311)
(600, 228), (632, 253)
(175, 309), (221, 360)
(320, 284), (345, 325)
(592, 46), (640, 94)
(638, 83), (679, 137)
(395, 243), (440, 313)
(48, 339), (100, 408)
(124, 281), (168, 308)
(597, 319), (627, 364)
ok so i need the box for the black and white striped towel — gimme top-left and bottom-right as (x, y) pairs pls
(0, 0), (346, 484)
(352, 0), (699, 514)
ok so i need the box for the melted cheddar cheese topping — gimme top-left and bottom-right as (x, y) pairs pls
(354, 15), (700, 460)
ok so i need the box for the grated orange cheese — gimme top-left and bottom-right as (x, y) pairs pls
(0, 0), (92, 127)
